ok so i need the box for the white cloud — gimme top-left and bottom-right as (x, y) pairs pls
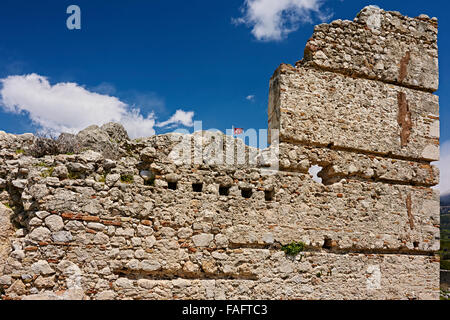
(435, 140), (450, 196)
(234, 0), (331, 41)
(0, 74), (194, 139)
(246, 95), (255, 101)
(155, 109), (194, 128)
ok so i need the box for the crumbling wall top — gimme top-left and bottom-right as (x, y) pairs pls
(300, 6), (439, 92)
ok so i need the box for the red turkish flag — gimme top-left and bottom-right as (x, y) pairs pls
(234, 128), (244, 135)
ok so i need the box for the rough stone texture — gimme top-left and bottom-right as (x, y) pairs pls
(75, 124), (126, 160)
(0, 204), (13, 274)
(44, 215), (64, 232)
(101, 122), (130, 144)
(0, 6), (440, 300)
(301, 6), (439, 92)
(18, 169), (435, 252)
(279, 143), (439, 186)
(269, 65), (439, 161)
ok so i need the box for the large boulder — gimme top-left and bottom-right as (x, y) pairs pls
(75, 123), (129, 159)
(56, 133), (80, 154)
(29, 123), (130, 158)
(101, 122), (129, 143)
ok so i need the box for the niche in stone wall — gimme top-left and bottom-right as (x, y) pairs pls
(219, 186), (230, 196)
(241, 188), (253, 199)
(192, 183), (203, 192)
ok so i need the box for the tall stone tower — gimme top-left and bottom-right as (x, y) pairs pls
(269, 5), (440, 299)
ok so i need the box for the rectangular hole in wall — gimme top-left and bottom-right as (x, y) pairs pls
(323, 238), (332, 250)
(265, 189), (275, 201)
(192, 183), (203, 192)
(241, 188), (253, 199)
(168, 182), (177, 190)
(219, 186), (230, 196)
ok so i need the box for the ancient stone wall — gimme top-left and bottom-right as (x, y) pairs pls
(0, 6), (441, 300)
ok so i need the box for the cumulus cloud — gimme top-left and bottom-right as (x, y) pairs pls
(234, 0), (331, 41)
(0, 74), (194, 139)
(155, 109), (194, 128)
(246, 95), (255, 101)
(435, 140), (450, 196)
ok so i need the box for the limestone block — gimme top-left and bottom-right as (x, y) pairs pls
(107, 251), (439, 300)
(269, 65), (440, 161)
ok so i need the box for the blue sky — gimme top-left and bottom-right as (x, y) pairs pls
(0, 0), (448, 192)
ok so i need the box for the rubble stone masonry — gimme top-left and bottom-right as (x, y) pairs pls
(0, 6), (441, 300)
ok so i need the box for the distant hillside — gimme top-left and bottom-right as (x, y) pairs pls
(442, 194), (450, 207)
(442, 194), (450, 215)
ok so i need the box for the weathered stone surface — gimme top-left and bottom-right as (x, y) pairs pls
(15, 169), (438, 252)
(78, 150), (104, 164)
(0, 6), (440, 301)
(269, 65), (439, 161)
(96, 290), (117, 300)
(34, 275), (56, 289)
(101, 122), (129, 143)
(301, 6), (439, 92)
(53, 165), (69, 179)
(29, 184), (49, 200)
(6, 279), (27, 296)
(279, 143), (439, 186)
(0, 204), (13, 266)
(76, 125), (123, 160)
(44, 215), (65, 232)
(106, 174), (120, 187)
(192, 234), (214, 247)
(29, 227), (51, 242)
(22, 289), (85, 300)
(51, 231), (73, 243)
(67, 248), (439, 300)
(140, 147), (157, 163)
(0, 275), (12, 286)
(31, 260), (55, 276)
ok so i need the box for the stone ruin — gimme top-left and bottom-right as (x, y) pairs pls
(0, 6), (441, 300)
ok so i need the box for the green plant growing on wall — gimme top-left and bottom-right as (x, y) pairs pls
(120, 174), (134, 184)
(68, 171), (81, 180)
(98, 173), (107, 184)
(41, 167), (55, 178)
(3, 203), (12, 210)
(35, 162), (47, 167)
(281, 241), (305, 256)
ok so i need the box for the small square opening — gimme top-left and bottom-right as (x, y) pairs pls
(219, 186), (230, 196)
(241, 188), (253, 199)
(192, 183), (203, 193)
(168, 182), (177, 190)
(323, 238), (333, 250)
(265, 189), (275, 201)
